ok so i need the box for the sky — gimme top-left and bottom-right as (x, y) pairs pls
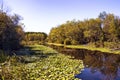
(2, 0), (120, 34)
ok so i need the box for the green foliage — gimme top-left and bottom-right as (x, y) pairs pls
(0, 45), (84, 80)
(83, 18), (102, 42)
(64, 38), (71, 45)
(103, 13), (120, 42)
(104, 42), (120, 49)
(0, 12), (24, 51)
(23, 32), (47, 45)
(48, 12), (120, 48)
(48, 20), (85, 45)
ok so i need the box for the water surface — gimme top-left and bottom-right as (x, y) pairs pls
(49, 45), (120, 80)
(61, 49), (120, 80)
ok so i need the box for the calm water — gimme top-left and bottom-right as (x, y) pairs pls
(50, 45), (120, 80)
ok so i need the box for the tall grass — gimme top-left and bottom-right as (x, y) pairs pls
(0, 50), (8, 63)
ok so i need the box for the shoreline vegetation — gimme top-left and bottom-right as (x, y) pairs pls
(0, 45), (84, 80)
(1, 8), (120, 79)
(47, 43), (120, 54)
(48, 12), (120, 55)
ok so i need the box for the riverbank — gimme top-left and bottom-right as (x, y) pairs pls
(47, 43), (120, 54)
(0, 45), (84, 80)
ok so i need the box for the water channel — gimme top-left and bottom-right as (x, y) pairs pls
(50, 45), (120, 80)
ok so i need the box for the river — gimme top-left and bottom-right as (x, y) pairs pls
(50, 45), (120, 80)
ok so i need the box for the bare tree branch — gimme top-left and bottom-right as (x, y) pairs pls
(0, 0), (11, 13)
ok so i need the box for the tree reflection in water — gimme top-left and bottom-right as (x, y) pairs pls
(61, 49), (120, 80)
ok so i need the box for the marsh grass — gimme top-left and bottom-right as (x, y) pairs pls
(48, 43), (120, 54)
(66, 45), (120, 54)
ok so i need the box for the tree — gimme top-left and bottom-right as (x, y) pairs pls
(24, 32), (47, 45)
(0, 0), (10, 13)
(83, 18), (102, 43)
(103, 14), (120, 42)
(99, 11), (107, 21)
(48, 12), (120, 47)
(0, 11), (24, 51)
(98, 12), (107, 43)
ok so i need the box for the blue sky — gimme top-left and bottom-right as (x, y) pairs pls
(3, 0), (120, 34)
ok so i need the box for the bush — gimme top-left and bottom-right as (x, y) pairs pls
(104, 42), (120, 49)
(64, 39), (71, 45)
(71, 40), (79, 45)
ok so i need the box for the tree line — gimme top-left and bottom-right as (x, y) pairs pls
(0, 11), (48, 51)
(1, 10), (120, 52)
(48, 12), (120, 48)
(22, 32), (47, 45)
(0, 10), (47, 54)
